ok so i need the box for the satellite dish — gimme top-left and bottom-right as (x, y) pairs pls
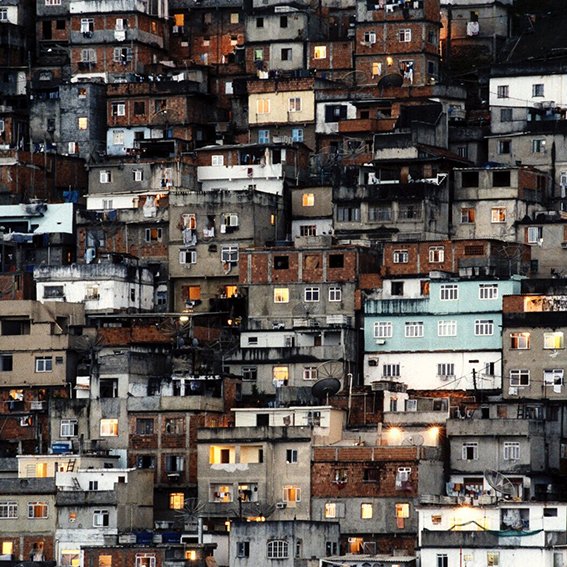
(484, 469), (515, 497)
(377, 73), (403, 89)
(312, 377), (341, 402)
(402, 434), (424, 446)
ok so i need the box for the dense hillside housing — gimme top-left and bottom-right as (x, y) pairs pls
(2, 0), (567, 566)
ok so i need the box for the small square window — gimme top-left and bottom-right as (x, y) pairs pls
(497, 85), (509, 98)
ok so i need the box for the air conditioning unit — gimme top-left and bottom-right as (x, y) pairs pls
(276, 502), (287, 509)
(375, 339), (386, 345)
(561, 242), (567, 249)
(272, 136), (283, 143)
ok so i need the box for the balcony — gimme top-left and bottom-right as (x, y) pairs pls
(197, 163), (283, 182)
(447, 418), (544, 437)
(338, 118), (396, 134)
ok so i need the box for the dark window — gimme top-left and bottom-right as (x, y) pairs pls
(256, 17), (264, 27)
(136, 418), (154, 435)
(464, 245), (484, 256)
(280, 15), (288, 27)
(1, 320), (30, 335)
(544, 508), (558, 517)
(237, 542), (250, 557)
(136, 455), (156, 469)
(391, 281), (404, 296)
(56, 19), (65, 30)
(0, 354), (13, 371)
(325, 105), (347, 122)
(100, 378), (118, 398)
(363, 468), (380, 482)
(530, 259), (539, 273)
(220, 449), (230, 463)
(329, 254), (344, 268)
(461, 171), (479, 187)
(256, 414), (269, 426)
(134, 101), (145, 115)
(493, 171), (511, 187)
(274, 256), (289, 269)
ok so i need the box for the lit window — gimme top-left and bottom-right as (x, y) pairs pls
(274, 288), (289, 303)
(361, 503), (373, 519)
(1, 543), (13, 555)
(28, 502), (48, 519)
(460, 208), (475, 223)
(100, 418), (118, 437)
(503, 442), (520, 461)
(371, 62), (382, 77)
(509, 369), (530, 387)
(78, 117), (88, 130)
(99, 556), (112, 567)
(273, 366), (289, 383)
(487, 552), (499, 567)
(405, 322), (424, 338)
(283, 485), (301, 502)
(510, 332), (530, 350)
(439, 284), (458, 301)
(256, 99), (270, 114)
(169, 493), (184, 509)
(474, 319), (494, 336)
(374, 321), (393, 338)
(304, 287), (320, 302)
(313, 46), (326, 59)
(479, 284), (498, 300)
(437, 320), (457, 337)
(544, 332), (564, 349)
(395, 503), (410, 529)
(230, 12), (239, 23)
(302, 193), (314, 206)
(329, 286), (342, 302)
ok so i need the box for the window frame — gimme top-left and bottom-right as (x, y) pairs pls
(404, 321), (424, 338)
(439, 284), (458, 301)
(304, 287), (320, 302)
(474, 319), (494, 336)
(509, 369), (530, 387)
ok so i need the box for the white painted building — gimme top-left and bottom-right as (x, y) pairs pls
(418, 501), (567, 567)
(34, 262), (155, 313)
